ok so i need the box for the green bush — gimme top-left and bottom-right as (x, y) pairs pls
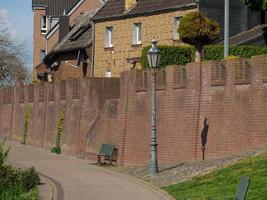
(141, 45), (267, 69)
(204, 45), (267, 60)
(0, 140), (40, 199)
(141, 45), (194, 69)
(51, 146), (61, 154)
(0, 140), (10, 166)
(18, 167), (40, 192)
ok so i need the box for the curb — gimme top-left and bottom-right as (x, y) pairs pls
(39, 174), (57, 200)
(7, 160), (62, 200)
(91, 164), (176, 200)
(38, 173), (64, 200)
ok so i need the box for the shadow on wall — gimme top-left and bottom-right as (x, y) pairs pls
(201, 118), (209, 161)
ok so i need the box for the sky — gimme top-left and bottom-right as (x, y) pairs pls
(0, 0), (33, 69)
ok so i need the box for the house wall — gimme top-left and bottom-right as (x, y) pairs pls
(93, 8), (196, 78)
(2, 56), (267, 165)
(35, 48), (92, 81)
(33, 8), (47, 67)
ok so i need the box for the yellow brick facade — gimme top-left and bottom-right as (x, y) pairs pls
(94, 8), (196, 77)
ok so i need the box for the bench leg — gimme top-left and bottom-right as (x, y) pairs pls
(97, 155), (102, 165)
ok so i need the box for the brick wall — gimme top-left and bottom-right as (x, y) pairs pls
(1, 56), (267, 166)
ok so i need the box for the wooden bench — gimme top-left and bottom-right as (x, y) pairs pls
(97, 144), (117, 165)
(235, 176), (250, 200)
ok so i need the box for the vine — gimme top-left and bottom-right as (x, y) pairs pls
(21, 105), (32, 145)
(51, 108), (65, 154)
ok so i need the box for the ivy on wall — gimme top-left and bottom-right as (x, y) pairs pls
(51, 108), (65, 154)
(21, 105), (32, 145)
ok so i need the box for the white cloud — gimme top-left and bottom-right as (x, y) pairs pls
(0, 9), (17, 39)
(0, 8), (9, 26)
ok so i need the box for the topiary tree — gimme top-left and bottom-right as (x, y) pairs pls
(178, 11), (220, 62)
(244, 0), (267, 24)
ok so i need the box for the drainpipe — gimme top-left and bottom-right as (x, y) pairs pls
(91, 22), (95, 78)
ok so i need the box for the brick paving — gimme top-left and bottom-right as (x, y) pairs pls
(7, 142), (171, 200)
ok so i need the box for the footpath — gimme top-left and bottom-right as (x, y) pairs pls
(7, 142), (171, 200)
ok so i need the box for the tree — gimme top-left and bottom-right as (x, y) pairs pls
(178, 11), (220, 62)
(244, 0), (267, 24)
(0, 21), (29, 86)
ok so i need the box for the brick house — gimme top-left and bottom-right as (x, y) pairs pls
(199, 0), (267, 41)
(91, 0), (197, 77)
(32, 0), (103, 80)
(36, 10), (97, 81)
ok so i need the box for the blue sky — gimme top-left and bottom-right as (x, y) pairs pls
(0, 0), (33, 69)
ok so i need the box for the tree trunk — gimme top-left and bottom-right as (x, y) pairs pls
(261, 9), (266, 25)
(195, 47), (202, 62)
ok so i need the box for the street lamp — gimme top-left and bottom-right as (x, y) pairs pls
(147, 38), (161, 175)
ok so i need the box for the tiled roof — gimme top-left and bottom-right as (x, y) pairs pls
(92, 0), (197, 22)
(44, 9), (97, 63)
(32, 0), (47, 6)
(227, 24), (267, 46)
(32, 0), (81, 16)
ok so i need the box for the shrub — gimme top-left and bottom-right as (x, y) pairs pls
(0, 140), (10, 166)
(141, 45), (194, 69)
(51, 146), (61, 154)
(178, 11), (220, 61)
(18, 167), (40, 192)
(204, 45), (267, 60)
(0, 140), (40, 199)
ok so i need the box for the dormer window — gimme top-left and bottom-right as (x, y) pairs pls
(41, 15), (47, 34)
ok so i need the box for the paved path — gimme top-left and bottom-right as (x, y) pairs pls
(7, 142), (171, 200)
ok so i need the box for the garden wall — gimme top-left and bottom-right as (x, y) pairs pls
(1, 55), (267, 165)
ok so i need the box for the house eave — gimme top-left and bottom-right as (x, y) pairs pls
(92, 3), (197, 23)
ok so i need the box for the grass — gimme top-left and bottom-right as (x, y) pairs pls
(164, 152), (267, 200)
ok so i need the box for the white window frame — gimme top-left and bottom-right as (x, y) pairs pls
(41, 15), (47, 34)
(133, 23), (142, 45)
(173, 17), (181, 40)
(105, 27), (113, 48)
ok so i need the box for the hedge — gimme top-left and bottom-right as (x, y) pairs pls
(204, 45), (267, 60)
(141, 45), (267, 69)
(141, 45), (194, 69)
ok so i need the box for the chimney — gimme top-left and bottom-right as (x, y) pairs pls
(59, 15), (70, 42)
(125, 0), (137, 11)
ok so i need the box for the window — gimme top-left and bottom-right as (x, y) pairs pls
(173, 17), (181, 40)
(41, 15), (47, 34)
(105, 27), (113, 48)
(40, 50), (46, 62)
(106, 69), (112, 77)
(133, 23), (142, 45)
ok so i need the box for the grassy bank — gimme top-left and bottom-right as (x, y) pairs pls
(164, 152), (267, 200)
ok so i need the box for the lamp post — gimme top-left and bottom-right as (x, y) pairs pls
(147, 38), (161, 175)
(224, 0), (229, 58)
